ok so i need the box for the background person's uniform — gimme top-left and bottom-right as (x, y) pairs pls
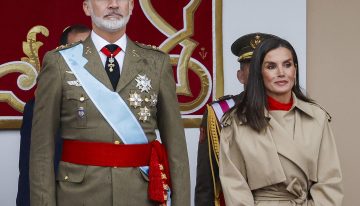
(17, 98), (62, 206)
(195, 94), (241, 206)
(29, 35), (190, 206)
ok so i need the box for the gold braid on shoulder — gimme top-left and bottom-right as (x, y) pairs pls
(206, 104), (222, 206)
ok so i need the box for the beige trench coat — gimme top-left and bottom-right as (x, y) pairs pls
(219, 95), (343, 206)
(29, 36), (190, 206)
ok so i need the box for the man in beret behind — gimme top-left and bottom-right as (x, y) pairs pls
(195, 33), (276, 206)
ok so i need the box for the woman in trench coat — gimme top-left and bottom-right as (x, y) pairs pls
(219, 37), (343, 206)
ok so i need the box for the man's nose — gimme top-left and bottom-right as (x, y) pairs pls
(108, 0), (120, 9)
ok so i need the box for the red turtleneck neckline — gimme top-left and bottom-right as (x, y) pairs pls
(267, 95), (293, 111)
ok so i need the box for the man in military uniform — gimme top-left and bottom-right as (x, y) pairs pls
(195, 33), (276, 206)
(29, 1), (190, 206)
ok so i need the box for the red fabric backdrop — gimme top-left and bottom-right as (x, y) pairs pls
(0, 0), (220, 127)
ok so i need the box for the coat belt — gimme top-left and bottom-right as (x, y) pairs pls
(61, 139), (171, 204)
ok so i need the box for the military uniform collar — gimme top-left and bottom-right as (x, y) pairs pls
(90, 30), (127, 53)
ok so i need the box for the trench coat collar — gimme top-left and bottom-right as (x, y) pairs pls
(291, 94), (316, 119)
(266, 94), (314, 180)
(264, 93), (315, 119)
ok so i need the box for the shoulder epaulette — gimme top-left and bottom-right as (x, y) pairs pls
(55, 41), (82, 52)
(209, 95), (234, 105)
(311, 102), (332, 122)
(134, 41), (165, 53)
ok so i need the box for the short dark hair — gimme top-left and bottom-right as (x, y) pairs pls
(234, 37), (313, 132)
(59, 24), (90, 46)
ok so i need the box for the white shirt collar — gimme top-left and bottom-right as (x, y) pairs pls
(90, 30), (127, 53)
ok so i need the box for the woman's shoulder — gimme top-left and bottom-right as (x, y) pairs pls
(296, 98), (332, 122)
(221, 108), (244, 127)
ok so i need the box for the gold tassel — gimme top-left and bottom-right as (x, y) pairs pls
(206, 105), (222, 206)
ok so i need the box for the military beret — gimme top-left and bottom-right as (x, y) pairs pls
(231, 33), (277, 62)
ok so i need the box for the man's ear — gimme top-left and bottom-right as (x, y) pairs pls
(83, 1), (91, 17)
(237, 69), (245, 84)
(129, 0), (134, 15)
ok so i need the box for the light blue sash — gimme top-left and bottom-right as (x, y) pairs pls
(59, 44), (148, 144)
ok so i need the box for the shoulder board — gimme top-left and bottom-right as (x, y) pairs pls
(312, 103), (332, 122)
(221, 109), (235, 127)
(209, 95), (234, 105)
(55, 41), (82, 52)
(134, 41), (165, 53)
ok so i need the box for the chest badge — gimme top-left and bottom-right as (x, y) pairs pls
(67, 80), (82, 87)
(138, 106), (151, 122)
(145, 93), (158, 107)
(128, 91), (143, 108)
(77, 107), (86, 118)
(135, 74), (152, 93)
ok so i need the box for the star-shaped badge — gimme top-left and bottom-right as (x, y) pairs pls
(135, 74), (152, 93)
(138, 106), (151, 122)
(128, 91), (143, 108)
(149, 94), (158, 107)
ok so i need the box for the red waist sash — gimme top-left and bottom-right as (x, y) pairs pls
(61, 139), (171, 204)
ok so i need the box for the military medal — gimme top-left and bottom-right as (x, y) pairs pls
(77, 107), (85, 118)
(108, 54), (115, 72)
(149, 94), (158, 107)
(135, 74), (152, 93)
(101, 45), (121, 73)
(128, 91), (143, 108)
(138, 106), (151, 122)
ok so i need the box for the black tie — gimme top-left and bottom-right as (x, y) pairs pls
(101, 44), (121, 90)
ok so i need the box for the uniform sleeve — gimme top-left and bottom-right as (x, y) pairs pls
(157, 54), (190, 206)
(309, 118), (343, 205)
(195, 108), (215, 206)
(29, 51), (62, 206)
(219, 122), (255, 206)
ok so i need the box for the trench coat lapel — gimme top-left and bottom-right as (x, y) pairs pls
(267, 107), (311, 179)
(82, 36), (113, 91)
(115, 39), (143, 92)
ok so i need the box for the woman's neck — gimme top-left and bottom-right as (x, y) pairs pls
(267, 95), (293, 111)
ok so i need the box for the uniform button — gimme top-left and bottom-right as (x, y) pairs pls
(80, 96), (85, 102)
(114, 140), (120, 144)
(64, 176), (69, 180)
(163, 184), (169, 190)
(159, 164), (164, 171)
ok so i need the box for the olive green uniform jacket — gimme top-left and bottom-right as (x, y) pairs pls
(219, 95), (343, 205)
(29, 36), (190, 206)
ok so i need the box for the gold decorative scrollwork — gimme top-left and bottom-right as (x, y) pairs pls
(0, 25), (49, 113)
(21, 25), (49, 72)
(170, 56), (211, 112)
(140, 0), (212, 113)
